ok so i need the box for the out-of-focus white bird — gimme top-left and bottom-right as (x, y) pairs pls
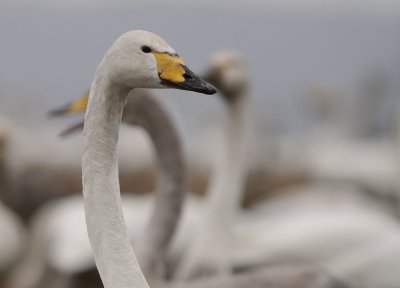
(0, 122), (25, 286)
(232, 181), (400, 288)
(174, 51), (251, 279)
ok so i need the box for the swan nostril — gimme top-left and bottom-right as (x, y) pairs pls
(183, 73), (194, 80)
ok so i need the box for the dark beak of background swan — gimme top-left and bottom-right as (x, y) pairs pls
(163, 65), (217, 95)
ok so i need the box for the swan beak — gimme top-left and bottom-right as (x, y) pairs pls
(153, 52), (217, 95)
(48, 91), (89, 116)
(48, 92), (88, 137)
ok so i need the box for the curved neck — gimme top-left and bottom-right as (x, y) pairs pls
(82, 64), (149, 288)
(206, 90), (249, 227)
(123, 91), (185, 281)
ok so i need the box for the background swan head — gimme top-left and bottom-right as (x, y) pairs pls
(204, 50), (248, 99)
(99, 30), (216, 95)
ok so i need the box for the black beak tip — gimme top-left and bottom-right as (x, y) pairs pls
(202, 83), (217, 95)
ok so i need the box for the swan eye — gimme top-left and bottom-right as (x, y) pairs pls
(141, 46), (151, 53)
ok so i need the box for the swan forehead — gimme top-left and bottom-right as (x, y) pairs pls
(122, 30), (176, 54)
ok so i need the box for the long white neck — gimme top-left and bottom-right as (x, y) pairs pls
(206, 92), (249, 229)
(176, 89), (250, 279)
(82, 63), (149, 288)
(123, 93), (185, 283)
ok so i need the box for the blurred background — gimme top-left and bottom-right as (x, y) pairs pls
(1, 0), (400, 287)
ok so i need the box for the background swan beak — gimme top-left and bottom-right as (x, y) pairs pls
(162, 65), (217, 95)
(48, 91), (89, 116)
(58, 121), (85, 137)
(48, 92), (88, 137)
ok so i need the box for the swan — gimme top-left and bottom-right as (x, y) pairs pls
(80, 30), (217, 288)
(10, 31), (214, 288)
(8, 30), (214, 288)
(0, 201), (25, 285)
(303, 134), (398, 198)
(0, 122), (25, 286)
(47, 50), (251, 280)
(298, 81), (398, 200)
(231, 181), (400, 288)
(174, 51), (250, 279)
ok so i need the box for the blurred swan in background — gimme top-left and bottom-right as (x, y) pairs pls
(223, 83), (400, 288)
(2, 124), (158, 223)
(0, 122), (25, 287)
(0, 201), (25, 287)
(304, 135), (398, 200)
(231, 178), (400, 288)
(300, 77), (399, 202)
(219, 79), (400, 287)
(174, 51), (250, 279)
(173, 60), (400, 286)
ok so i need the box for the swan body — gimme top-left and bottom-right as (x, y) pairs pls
(304, 135), (398, 197)
(0, 201), (25, 274)
(0, 123), (25, 285)
(169, 266), (350, 288)
(231, 182), (400, 288)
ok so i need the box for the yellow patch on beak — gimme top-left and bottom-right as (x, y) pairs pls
(152, 52), (186, 83)
(67, 92), (89, 114)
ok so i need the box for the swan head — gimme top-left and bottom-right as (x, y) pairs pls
(100, 30), (216, 95)
(204, 51), (248, 99)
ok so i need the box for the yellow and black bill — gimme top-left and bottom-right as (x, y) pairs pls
(153, 52), (217, 95)
(161, 65), (217, 95)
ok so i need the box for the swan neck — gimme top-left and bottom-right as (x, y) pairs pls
(207, 91), (249, 223)
(124, 94), (185, 282)
(82, 66), (149, 288)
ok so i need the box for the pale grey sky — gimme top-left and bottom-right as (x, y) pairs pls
(1, 1), (399, 133)
(2, 0), (400, 12)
